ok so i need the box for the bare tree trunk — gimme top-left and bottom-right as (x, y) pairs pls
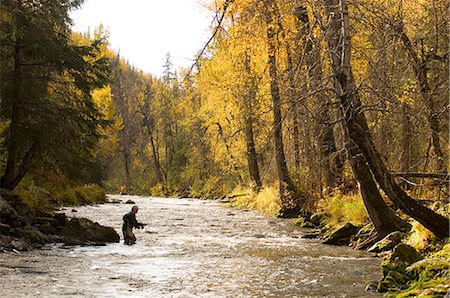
(324, 0), (449, 239)
(396, 21), (446, 173)
(123, 148), (132, 190)
(263, 0), (303, 216)
(294, 5), (343, 188)
(243, 54), (262, 190)
(401, 102), (412, 172)
(138, 102), (166, 189)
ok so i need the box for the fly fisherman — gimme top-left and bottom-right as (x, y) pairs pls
(122, 205), (147, 245)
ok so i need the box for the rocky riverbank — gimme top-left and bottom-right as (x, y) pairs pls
(293, 213), (450, 297)
(0, 189), (119, 252)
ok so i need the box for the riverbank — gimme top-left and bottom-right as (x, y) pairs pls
(0, 188), (119, 252)
(221, 187), (450, 297)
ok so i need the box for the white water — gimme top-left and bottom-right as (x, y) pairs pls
(0, 195), (382, 297)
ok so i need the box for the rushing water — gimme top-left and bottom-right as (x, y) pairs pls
(0, 195), (382, 297)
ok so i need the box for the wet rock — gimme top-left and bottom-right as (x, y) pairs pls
(60, 217), (120, 243)
(125, 199), (135, 204)
(0, 235), (33, 252)
(301, 232), (320, 239)
(322, 223), (360, 246)
(9, 239), (33, 251)
(71, 209), (78, 212)
(368, 231), (406, 253)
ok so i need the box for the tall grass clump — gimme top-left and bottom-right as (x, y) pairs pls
(229, 185), (281, 216)
(317, 190), (368, 226)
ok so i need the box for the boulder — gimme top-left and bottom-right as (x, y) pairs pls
(0, 196), (20, 227)
(0, 235), (33, 252)
(13, 201), (35, 226)
(406, 258), (449, 280)
(59, 217), (119, 243)
(0, 188), (35, 226)
(301, 232), (321, 239)
(388, 243), (423, 267)
(52, 213), (68, 227)
(17, 227), (47, 246)
(125, 199), (135, 204)
(0, 223), (13, 235)
(323, 223), (360, 246)
(368, 231), (406, 253)
(377, 270), (411, 292)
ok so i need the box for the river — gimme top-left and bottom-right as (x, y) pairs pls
(0, 195), (382, 297)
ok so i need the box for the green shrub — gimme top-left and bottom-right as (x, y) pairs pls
(15, 178), (51, 211)
(73, 184), (106, 204)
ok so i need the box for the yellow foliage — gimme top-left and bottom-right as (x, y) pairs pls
(230, 185), (281, 216)
(317, 191), (369, 226)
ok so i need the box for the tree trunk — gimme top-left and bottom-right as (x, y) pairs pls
(343, 123), (410, 236)
(324, 0), (449, 239)
(397, 23), (446, 173)
(138, 103), (166, 188)
(243, 54), (262, 190)
(263, 0), (303, 216)
(1, 18), (31, 191)
(401, 102), (412, 172)
(294, 5), (343, 188)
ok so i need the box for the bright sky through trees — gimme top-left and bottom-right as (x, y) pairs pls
(70, 0), (212, 77)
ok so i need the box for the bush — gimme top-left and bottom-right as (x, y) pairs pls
(15, 176), (51, 211)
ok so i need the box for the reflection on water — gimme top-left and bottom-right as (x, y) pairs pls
(0, 195), (382, 297)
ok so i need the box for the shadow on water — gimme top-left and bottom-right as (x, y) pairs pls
(0, 195), (382, 297)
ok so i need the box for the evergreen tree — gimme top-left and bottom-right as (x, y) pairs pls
(0, 0), (110, 189)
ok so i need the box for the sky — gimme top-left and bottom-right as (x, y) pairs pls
(70, 0), (213, 77)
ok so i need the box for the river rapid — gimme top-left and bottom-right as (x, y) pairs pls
(0, 195), (382, 297)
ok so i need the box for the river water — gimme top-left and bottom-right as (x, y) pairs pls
(0, 195), (382, 297)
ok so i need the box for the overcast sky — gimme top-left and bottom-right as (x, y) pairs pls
(70, 0), (212, 77)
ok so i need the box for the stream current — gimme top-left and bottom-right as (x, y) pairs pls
(0, 195), (382, 297)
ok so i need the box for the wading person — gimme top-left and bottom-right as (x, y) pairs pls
(122, 205), (146, 245)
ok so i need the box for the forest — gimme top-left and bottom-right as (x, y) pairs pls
(0, 0), (449, 297)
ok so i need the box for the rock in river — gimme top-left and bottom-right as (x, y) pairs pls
(59, 217), (120, 243)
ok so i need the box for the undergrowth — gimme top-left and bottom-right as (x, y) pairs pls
(15, 173), (106, 211)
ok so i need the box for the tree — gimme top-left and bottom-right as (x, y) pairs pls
(263, 0), (304, 216)
(0, 0), (109, 190)
(293, 4), (343, 188)
(323, 0), (449, 239)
